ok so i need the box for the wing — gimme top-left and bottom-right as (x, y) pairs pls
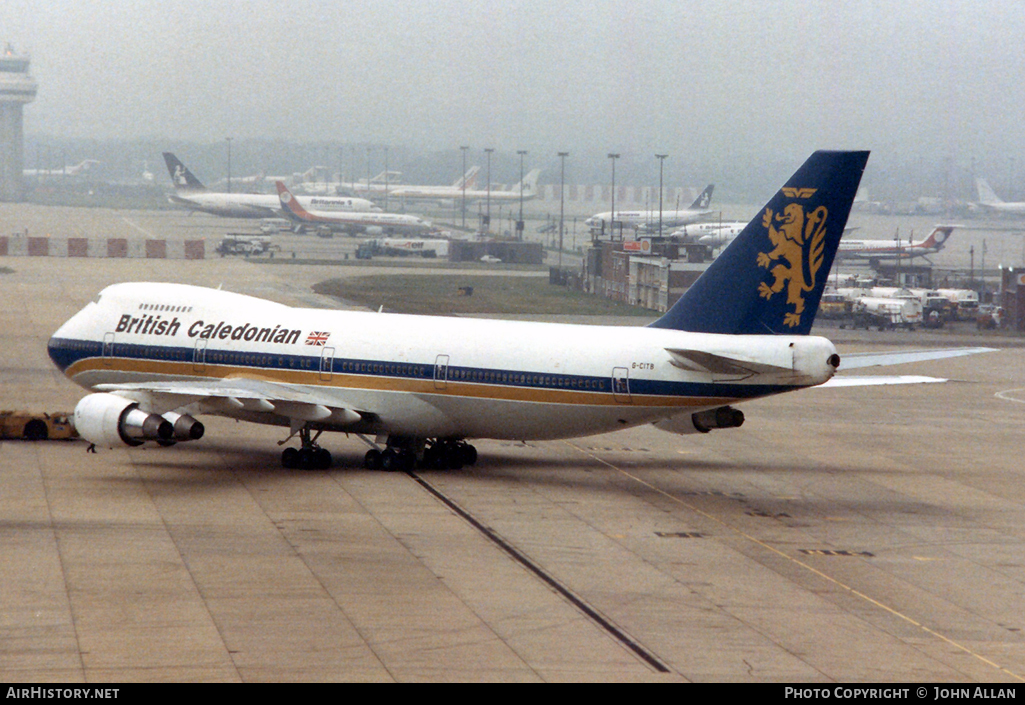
(95, 379), (370, 429)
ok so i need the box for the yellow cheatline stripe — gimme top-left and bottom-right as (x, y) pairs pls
(66, 357), (732, 409)
(566, 442), (1025, 682)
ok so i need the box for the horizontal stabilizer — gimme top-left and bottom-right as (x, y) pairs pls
(665, 348), (791, 377)
(818, 375), (948, 387)
(839, 347), (996, 370)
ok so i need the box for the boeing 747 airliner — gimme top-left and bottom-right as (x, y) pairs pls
(48, 151), (992, 471)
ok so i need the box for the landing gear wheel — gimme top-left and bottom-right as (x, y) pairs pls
(23, 420), (48, 441)
(458, 443), (477, 467)
(381, 448), (405, 472)
(313, 447), (332, 470)
(444, 442), (464, 470)
(281, 425), (332, 470)
(364, 449), (382, 469)
(423, 444), (445, 470)
(422, 441), (477, 470)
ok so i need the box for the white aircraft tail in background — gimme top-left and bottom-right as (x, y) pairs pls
(974, 178), (1025, 215)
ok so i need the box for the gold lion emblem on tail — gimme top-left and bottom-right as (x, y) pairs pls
(756, 201), (829, 328)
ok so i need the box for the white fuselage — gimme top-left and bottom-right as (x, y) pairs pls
(48, 283), (838, 442)
(586, 208), (713, 231)
(975, 202), (1025, 215)
(288, 206), (432, 235)
(169, 191), (381, 219)
(836, 239), (940, 260)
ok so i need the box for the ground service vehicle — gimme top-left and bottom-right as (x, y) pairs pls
(841, 297), (922, 331)
(216, 236), (278, 257)
(0, 410), (77, 441)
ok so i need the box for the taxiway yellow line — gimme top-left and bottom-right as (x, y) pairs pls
(566, 441), (1025, 682)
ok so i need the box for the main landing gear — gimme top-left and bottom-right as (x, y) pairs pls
(279, 428), (478, 472)
(280, 425), (332, 470)
(362, 438), (478, 472)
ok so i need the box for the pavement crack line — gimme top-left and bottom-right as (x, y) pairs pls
(407, 470), (672, 675)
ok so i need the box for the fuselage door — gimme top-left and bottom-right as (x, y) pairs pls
(102, 332), (115, 367)
(612, 366), (632, 404)
(193, 338), (208, 373)
(320, 346), (335, 381)
(434, 354), (450, 390)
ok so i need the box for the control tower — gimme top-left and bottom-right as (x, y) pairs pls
(0, 43), (38, 202)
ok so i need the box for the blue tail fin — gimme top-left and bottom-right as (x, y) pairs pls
(162, 152), (207, 192)
(649, 150), (869, 335)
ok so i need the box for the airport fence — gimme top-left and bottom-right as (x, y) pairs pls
(0, 235), (205, 259)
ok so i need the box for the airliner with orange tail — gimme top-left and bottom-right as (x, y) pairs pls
(276, 181), (433, 235)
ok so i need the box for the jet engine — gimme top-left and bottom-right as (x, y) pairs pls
(653, 406), (745, 435)
(162, 411), (205, 441)
(74, 393), (175, 448)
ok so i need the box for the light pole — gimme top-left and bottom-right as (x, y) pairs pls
(226, 137), (232, 194)
(516, 149), (527, 240)
(655, 154), (668, 237)
(384, 146), (390, 212)
(608, 153), (620, 240)
(460, 145), (469, 230)
(484, 148), (494, 234)
(558, 152), (568, 268)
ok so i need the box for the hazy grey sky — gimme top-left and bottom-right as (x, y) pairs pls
(3, 0), (1024, 168)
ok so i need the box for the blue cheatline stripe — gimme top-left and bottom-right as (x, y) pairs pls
(47, 337), (800, 402)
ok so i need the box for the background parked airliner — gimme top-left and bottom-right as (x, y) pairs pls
(973, 178), (1025, 215)
(671, 220), (748, 248)
(276, 181), (432, 235)
(585, 184), (715, 234)
(835, 225), (957, 261)
(48, 151), (992, 472)
(23, 159), (101, 178)
(163, 153), (380, 219)
(343, 167), (481, 199)
(389, 169), (543, 204)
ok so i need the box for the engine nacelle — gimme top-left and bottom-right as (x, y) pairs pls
(653, 406), (745, 435)
(74, 393), (174, 448)
(162, 411), (205, 441)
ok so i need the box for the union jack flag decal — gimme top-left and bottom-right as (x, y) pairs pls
(305, 331), (330, 346)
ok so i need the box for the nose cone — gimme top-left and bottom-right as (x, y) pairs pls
(47, 302), (97, 375)
(48, 319), (78, 373)
(47, 335), (68, 372)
